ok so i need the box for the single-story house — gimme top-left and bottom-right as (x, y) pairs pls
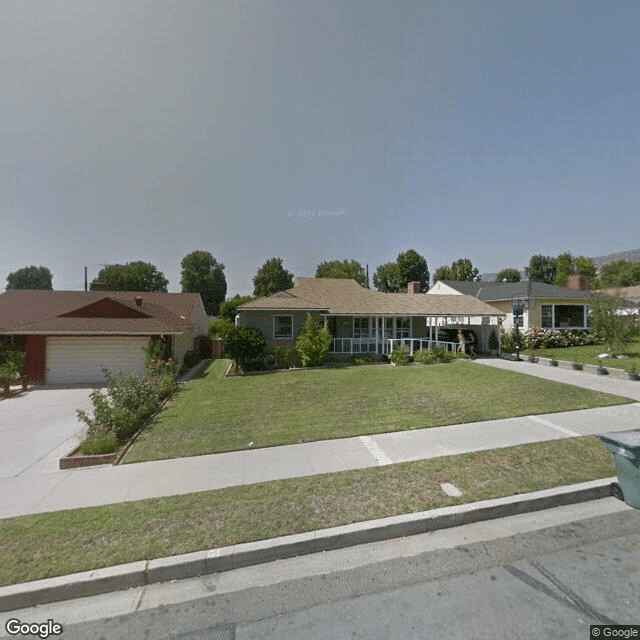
(0, 290), (208, 384)
(428, 277), (592, 332)
(237, 278), (505, 355)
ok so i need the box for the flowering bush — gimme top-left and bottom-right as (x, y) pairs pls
(520, 328), (601, 350)
(77, 359), (179, 454)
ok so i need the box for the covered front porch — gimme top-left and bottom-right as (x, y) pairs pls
(324, 314), (501, 356)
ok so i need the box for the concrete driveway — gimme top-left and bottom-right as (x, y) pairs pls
(0, 386), (95, 478)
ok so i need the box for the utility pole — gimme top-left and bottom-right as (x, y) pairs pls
(84, 266), (88, 292)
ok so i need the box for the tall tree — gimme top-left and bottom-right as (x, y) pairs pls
(6, 265), (53, 290)
(93, 261), (169, 292)
(554, 252), (596, 287)
(180, 251), (227, 315)
(433, 258), (478, 282)
(253, 258), (294, 297)
(432, 265), (452, 283)
(315, 259), (368, 287)
(372, 262), (400, 293)
(396, 249), (429, 291)
(495, 268), (521, 282)
(525, 255), (557, 284)
(373, 249), (429, 293)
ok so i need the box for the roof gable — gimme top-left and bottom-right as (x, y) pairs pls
(59, 297), (151, 319)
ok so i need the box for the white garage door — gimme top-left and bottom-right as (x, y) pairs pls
(46, 336), (149, 384)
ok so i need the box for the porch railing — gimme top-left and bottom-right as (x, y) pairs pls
(387, 338), (459, 355)
(331, 337), (460, 356)
(332, 338), (379, 354)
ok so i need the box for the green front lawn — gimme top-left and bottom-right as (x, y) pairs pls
(522, 338), (640, 372)
(123, 360), (631, 463)
(0, 436), (617, 587)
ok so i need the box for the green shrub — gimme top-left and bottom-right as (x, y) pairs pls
(296, 313), (332, 367)
(223, 325), (267, 370)
(272, 344), (294, 369)
(81, 433), (119, 455)
(413, 349), (436, 364)
(0, 346), (25, 384)
(183, 350), (200, 370)
(390, 344), (410, 366)
(352, 353), (375, 366)
(77, 359), (179, 452)
(208, 317), (235, 340)
(414, 345), (455, 364)
(500, 327), (522, 353)
(142, 338), (170, 366)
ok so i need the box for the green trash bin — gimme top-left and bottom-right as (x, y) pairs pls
(598, 431), (640, 509)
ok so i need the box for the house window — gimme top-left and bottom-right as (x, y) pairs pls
(273, 316), (293, 339)
(353, 317), (370, 338)
(555, 305), (586, 328)
(540, 304), (587, 329)
(395, 317), (410, 338)
(514, 313), (524, 328)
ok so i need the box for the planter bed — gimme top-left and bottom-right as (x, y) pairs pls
(59, 389), (178, 469)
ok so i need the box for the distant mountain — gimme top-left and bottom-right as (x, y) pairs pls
(480, 249), (640, 282)
(588, 249), (640, 271)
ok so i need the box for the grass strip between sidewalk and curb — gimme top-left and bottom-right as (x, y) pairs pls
(123, 359), (632, 463)
(0, 435), (616, 587)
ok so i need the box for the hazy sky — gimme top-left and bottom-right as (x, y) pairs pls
(2, 1), (639, 294)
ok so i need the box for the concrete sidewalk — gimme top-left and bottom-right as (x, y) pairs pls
(1, 397), (639, 520)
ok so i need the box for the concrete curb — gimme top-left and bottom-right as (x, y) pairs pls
(0, 477), (617, 613)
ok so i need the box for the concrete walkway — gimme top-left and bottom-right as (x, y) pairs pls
(1, 359), (639, 520)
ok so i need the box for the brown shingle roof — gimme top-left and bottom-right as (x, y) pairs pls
(239, 278), (504, 316)
(0, 290), (199, 334)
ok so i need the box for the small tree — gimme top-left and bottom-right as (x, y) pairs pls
(296, 313), (332, 367)
(588, 293), (637, 355)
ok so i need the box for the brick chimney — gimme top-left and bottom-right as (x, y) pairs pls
(89, 282), (107, 291)
(134, 296), (143, 307)
(567, 273), (587, 291)
(407, 281), (421, 294)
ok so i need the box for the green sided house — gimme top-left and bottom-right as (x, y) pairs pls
(0, 290), (208, 384)
(237, 278), (505, 355)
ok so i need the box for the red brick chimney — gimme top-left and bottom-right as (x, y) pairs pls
(134, 296), (143, 307)
(407, 282), (421, 294)
(567, 273), (587, 291)
(90, 282), (107, 291)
